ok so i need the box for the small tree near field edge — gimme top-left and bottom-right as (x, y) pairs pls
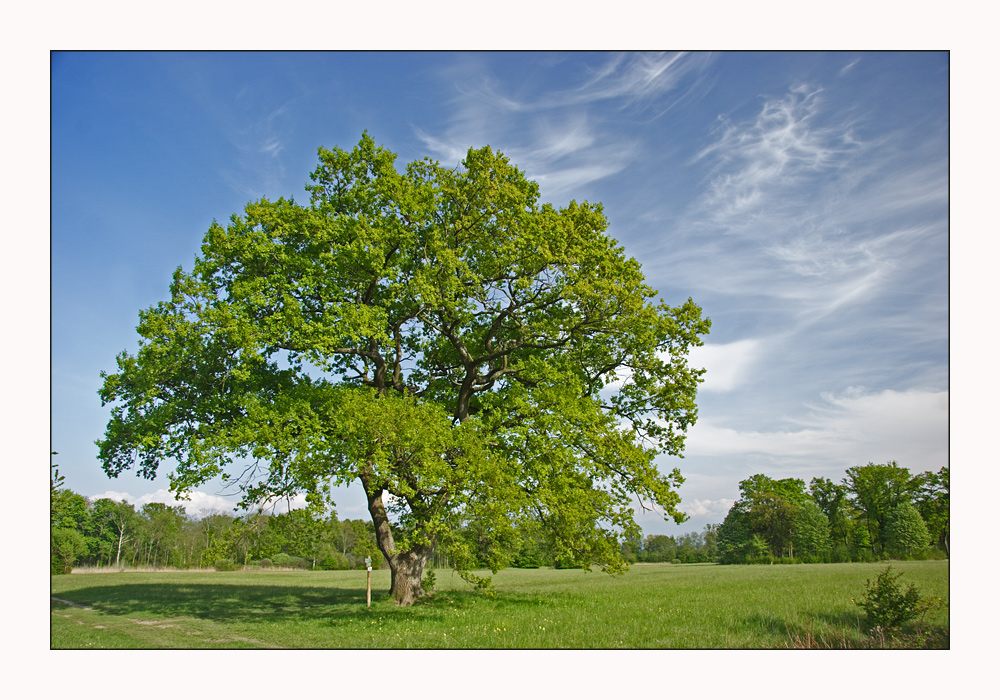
(854, 565), (922, 633)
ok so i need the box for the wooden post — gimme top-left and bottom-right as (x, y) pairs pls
(365, 556), (372, 607)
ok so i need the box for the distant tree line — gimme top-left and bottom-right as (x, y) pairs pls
(716, 462), (948, 564)
(51, 457), (947, 574)
(51, 456), (384, 574)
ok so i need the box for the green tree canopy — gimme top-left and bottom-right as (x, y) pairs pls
(790, 500), (831, 560)
(914, 466), (949, 556)
(738, 474), (809, 558)
(844, 461), (918, 556)
(809, 477), (851, 549)
(88, 498), (138, 568)
(884, 502), (931, 558)
(96, 134), (710, 604)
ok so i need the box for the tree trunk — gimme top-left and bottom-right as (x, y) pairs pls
(362, 471), (432, 606)
(388, 547), (432, 606)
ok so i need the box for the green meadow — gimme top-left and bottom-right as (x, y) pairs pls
(50, 560), (948, 649)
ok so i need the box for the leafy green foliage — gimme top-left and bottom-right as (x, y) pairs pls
(884, 502), (931, 558)
(95, 134), (710, 603)
(716, 474), (812, 562)
(844, 461), (919, 556)
(854, 565), (922, 632)
(51, 527), (89, 574)
(421, 568), (436, 594)
(790, 500), (831, 561)
(718, 462), (947, 566)
(913, 466), (949, 555)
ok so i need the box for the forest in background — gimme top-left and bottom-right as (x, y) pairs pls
(50, 459), (948, 574)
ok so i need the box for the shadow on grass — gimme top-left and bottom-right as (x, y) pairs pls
(52, 582), (551, 627)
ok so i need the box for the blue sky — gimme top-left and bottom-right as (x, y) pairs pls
(51, 51), (949, 535)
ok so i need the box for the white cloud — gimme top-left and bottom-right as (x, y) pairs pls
(686, 422), (839, 459)
(88, 488), (315, 518)
(680, 498), (735, 518)
(529, 162), (631, 198)
(686, 387), (947, 472)
(90, 489), (237, 517)
(839, 58), (861, 77)
(569, 52), (708, 108)
(688, 339), (763, 392)
(800, 386), (948, 466)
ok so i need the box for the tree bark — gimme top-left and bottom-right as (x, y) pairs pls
(362, 471), (432, 606)
(388, 546), (433, 606)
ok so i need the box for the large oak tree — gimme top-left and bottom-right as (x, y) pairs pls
(97, 134), (710, 604)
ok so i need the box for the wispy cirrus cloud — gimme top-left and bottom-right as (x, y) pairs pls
(651, 80), (946, 339)
(556, 51), (716, 111)
(415, 53), (715, 200)
(692, 84), (863, 233)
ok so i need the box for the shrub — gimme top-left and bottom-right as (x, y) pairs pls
(270, 553), (309, 569)
(854, 548), (877, 563)
(271, 553), (293, 568)
(51, 527), (89, 574)
(257, 558), (273, 568)
(422, 568), (436, 594)
(854, 565), (922, 632)
(319, 553), (350, 570)
(213, 558), (238, 572)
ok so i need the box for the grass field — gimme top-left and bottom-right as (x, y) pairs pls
(50, 560), (948, 649)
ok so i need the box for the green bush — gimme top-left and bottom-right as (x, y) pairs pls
(258, 558), (273, 568)
(51, 527), (89, 574)
(213, 558), (238, 572)
(270, 553), (309, 569)
(854, 548), (877, 563)
(319, 553), (350, 570)
(918, 548), (948, 561)
(854, 565), (922, 632)
(829, 545), (851, 563)
(422, 568), (437, 594)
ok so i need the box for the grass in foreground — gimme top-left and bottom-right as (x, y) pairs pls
(50, 560), (948, 649)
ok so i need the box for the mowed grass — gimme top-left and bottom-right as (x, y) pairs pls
(50, 560), (948, 649)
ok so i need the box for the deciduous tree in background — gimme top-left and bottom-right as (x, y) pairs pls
(884, 502), (931, 558)
(727, 474), (810, 559)
(96, 134), (710, 605)
(914, 466), (949, 556)
(845, 461), (918, 556)
(89, 498), (137, 568)
(790, 500), (831, 561)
